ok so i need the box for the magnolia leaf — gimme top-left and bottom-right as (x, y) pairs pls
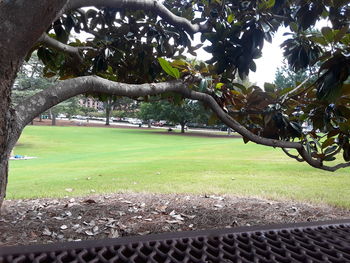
(322, 137), (335, 149)
(264, 83), (275, 93)
(158, 58), (180, 79)
(334, 26), (349, 42)
(258, 0), (275, 10)
(242, 136), (250, 144)
(232, 83), (246, 93)
(321, 27), (334, 43)
(290, 22), (298, 33)
(324, 145), (338, 155)
(216, 83), (224, 89)
(227, 14), (235, 24)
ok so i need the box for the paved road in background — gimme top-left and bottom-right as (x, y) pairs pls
(61, 118), (232, 135)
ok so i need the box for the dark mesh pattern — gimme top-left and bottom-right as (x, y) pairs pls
(1, 220), (350, 263)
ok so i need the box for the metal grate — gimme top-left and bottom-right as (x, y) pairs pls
(1, 220), (350, 263)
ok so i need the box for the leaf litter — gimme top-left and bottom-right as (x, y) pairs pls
(1, 192), (349, 246)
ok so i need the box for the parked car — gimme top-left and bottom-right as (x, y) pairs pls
(129, 118), (142, 125)
(152, 120), (167, 126)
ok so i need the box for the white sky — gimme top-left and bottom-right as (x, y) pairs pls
(250, 28), (288, 86)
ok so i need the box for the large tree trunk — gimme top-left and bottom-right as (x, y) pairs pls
(0, 156), (9, 210)
(0, 92), (12, 209)
(0, 56), (20, 210)
(0, 0), (68, 210)
(0, 77), (21, 210)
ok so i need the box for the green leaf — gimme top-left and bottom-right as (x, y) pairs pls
(321, 27), (334, 43)
(227, 14), (235, 24)
(305, 142), (311, 155)
(158, 58), (180, 79)
(289, 121), (302, 136)
(232, 83), (246, 93)
(334, 26), (349, 42)
(322, 137), (335, 149)
(265, 0), (275, 8)
(171, 60), (187, 68)
(242, 136), (250, 144)
(290, 22), (298, 33)
(324, 155), (336, 161)
(264, 82), (275, 93)
(324, 145), (338, 155)
(309, 36), (328, 46)
(278, 86), (294, 96)
(216, 83), (224, 89)
(258, 0), (275, 10)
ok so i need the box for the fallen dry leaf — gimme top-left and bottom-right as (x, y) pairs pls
(85, 230), (94, 236)
(83, 199), (97, 204)
(108, 229), (119, 238)
(42, 228), (51, 236)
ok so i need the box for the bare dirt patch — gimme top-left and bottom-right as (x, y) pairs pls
(1, 193), (349, 247)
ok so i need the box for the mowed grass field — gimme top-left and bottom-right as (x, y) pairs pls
(7, 125), (350, 208)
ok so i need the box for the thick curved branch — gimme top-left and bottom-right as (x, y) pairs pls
(38, 33), (96, 63)
(66, 0), (208, 34)
(14, 75), (350, 171)
(15, 76), (301, 151)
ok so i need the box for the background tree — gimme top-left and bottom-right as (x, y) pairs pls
(103, 97), (118, 125)
(274, 62), (314, 90)
(139, 99), (209, 133)
(12, 53), (82, 125)
(11, 54), (54, 108)
(2, 0), (350, 209)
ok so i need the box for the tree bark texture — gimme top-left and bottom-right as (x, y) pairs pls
(0, 157), (9, 210)
(0, 0), (68, 210)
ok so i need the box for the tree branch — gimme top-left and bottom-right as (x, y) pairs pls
(297, 147), (350, 172)
(280, 77), (311, 104)
(14, 75), (350, 171)
(38, 33), (96, 63)
(15, 76), (300, 150)
(282, 148), (304, 162)
(66, 0), (208, 34)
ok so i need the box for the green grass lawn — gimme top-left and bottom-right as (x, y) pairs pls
(7, 125), (350, 208)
